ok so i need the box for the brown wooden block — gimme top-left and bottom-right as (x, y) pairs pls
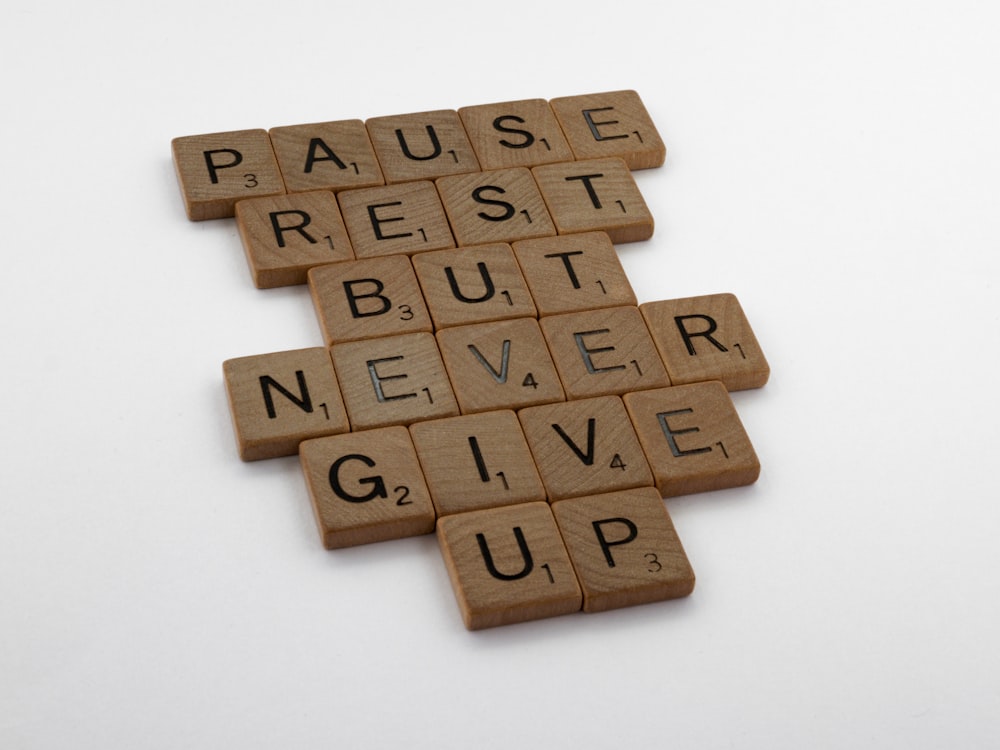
(623, 382), (760, 498)
(337, 181), (455, 259)
(411, 243), (536, 329)
(532, 158), (653, 243)
(548, 90), (666, 170)
(366, 109), (481, 184)
(539, 306), (670, 400)
(640, 293), (771, 391)
(551, 487), (695, 613)
(308, 255), (432, 345)
(435, 167), (557, 246)
(517, 396), (653, 501)
(436, 318), (564, 414)
(409, 410), (546, 516)
(299, 426), (436, 549)
(436, 502), (582, 630)
(222, 347), (349, 461)
(458, 98), (575, 170)
(511, 232), (637, 316)
(235, 190), (354, 288)
(268, 119), (385, 194)
(330, 332), (458, 431)
(172, 129), (286, 221)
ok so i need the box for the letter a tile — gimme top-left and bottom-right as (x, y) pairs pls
(299, 426), (436, 549)
(623, 382), (760, 498)
(436, 502), (582, 630)
(223, 347), (350, 461)
(551, 487), (694, 613)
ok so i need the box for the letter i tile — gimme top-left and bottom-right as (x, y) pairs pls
(299, 426), (436, 549)
(551, 487), (695, 613)
(436, 502), (582, 630)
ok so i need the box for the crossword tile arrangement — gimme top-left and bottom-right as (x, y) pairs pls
(172, 90), (770, 630)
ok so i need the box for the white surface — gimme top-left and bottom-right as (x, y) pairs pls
(2, 2), (999, 747)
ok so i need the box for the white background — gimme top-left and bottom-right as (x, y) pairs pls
(2, 2), (998, 747)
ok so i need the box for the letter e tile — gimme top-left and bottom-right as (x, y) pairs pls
(551, 487), (694, 613)
(299, 426), (436, 549)
(436, 502), (582, 630)
(623, 382), (760, 498)
(223, 347), (349, 461)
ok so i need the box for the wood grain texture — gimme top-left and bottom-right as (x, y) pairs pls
(641, 293), (771, 391)
(551, 487), (694, 613)
(459, 98), (575, 170)
(435, 167), (556, 246)
(436, 318), (565, 414)
(366, 109), (480, 184)
(299, 426), (435, 549)
(548, 90), (666, 169)
(517, 396), (653, 501)
(223, 347), (349, 461)
(511, 232), (637, 316)
(623, 382), (760, 498)
(268, 119), (384, 194)
(411, 243), (536, 329)
(409, 410), (545, 516)
(308, 255), (432, 345)
(337, 180), (456, 258)
(539, 305), (671, 400)
(235, 190), (354, 288)
(532, 158), (654, 243)
(172, 129), (285, 221)
(436, 502), (582, 630)
(330, 332), (459, 431)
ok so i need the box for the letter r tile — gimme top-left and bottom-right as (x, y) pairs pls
(436, 502), (582, 630)
(299, 426), (436, 549)
(623, 382), (760, 498)
(641, 293), (771, 391)
(172, 129), (286, 221)
(551, 487), (695, 613)
(223, 347), (350, 461)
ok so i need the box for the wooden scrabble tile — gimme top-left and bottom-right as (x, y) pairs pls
(409, 410), (546, 517)
(223, 347), (349, 461)
(640, 294), (770, 391)
(623, 382), (760, 498)
(411, 243), (537, 329)
(337, 181), (455, 259)
(299, 426), (436, 549)
(511, 232), (637, 316)
(172, 129), (286, 221)
(436, 502), (582, 630)
(268, 119), (385, 194)
(539, 306), (670, 400)
(235, 190), (354, 288)
(366, 109), (481, 184)
(308, 255), (432, 345)
(436, 318), (565, 414)
(532, 158), (653, 243)
(548, 90), (666, 170)
(330, 332), (459, 431)
(550, 487), (695, 613)
(458, 98), (575, 170)
(517, 396), (653, 501)
(435, 167), (557, 246)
